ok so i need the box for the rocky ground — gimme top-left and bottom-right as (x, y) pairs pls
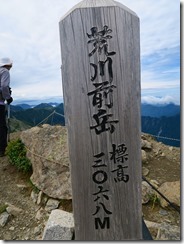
(0, 129), (180, 241)
(0, 156), (45, 240)
(141, 134), (180, 240)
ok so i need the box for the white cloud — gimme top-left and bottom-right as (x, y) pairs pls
(0, 0), (180, 103)
(141, 95), (179, 105)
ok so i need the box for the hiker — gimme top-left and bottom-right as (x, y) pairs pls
(0, 58), (13, 157)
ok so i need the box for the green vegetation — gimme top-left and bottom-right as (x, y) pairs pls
(6, 139), (32, 173)
(149, 193), (160, 210)
(0, 204), (8, 214)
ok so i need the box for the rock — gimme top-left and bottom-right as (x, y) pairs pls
(31, 190), (39, 203)
(142, 167), (149, 176)
(141, 150), (147, 163)
(141, 139), (152, 150)
(42, 195), (49, 205)
(157, 181), (180, 208)
(150, 180), (159, 188)
(34, 226), (42, 235)
(16, 184), (28, 189)
(145, 220), (180, 240)
(169, 147), (173, 151)
(142, 181), (154, 204)
(153, 149), (158, 155)
(159, 209), (168, 216)
(35, 208), (47, 220)
(0, 212), (10, 227)
(21, 125), (72, 199)
(6, 204), (23, 216)
(9, 226), (15, 231)
(45, 199), (60, 212)
(42, 209), (74, 240)
(37, 191), (43, 205)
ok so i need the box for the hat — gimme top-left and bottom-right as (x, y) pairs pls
(0, 57), (13, 67)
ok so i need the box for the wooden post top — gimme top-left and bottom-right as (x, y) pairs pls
(60, 0), (137, 22)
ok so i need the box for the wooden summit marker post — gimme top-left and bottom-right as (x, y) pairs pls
(59, 0), (142, 240)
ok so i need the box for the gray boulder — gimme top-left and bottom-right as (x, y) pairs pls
(42, 209), (74, 240)
(21, 125), (72, 199)
(45, 199), (60, 212)
(0, 212), (10, 227)
(145, 220), (180, 240)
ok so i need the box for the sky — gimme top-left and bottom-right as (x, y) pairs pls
(0, 0), (180, 105)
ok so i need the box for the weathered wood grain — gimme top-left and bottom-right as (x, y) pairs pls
(59, 0), (142, 240)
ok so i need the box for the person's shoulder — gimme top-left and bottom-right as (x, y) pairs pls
(0, 67), (9, 75)
(0, 67), (8, 71)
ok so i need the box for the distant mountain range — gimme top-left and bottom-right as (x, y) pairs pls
(10, 103), (65, 127)
(141, 114), (180, 147)
(141, 103), (180, 118)
(141, 103), (180, 147)
(10, 102), (180, 147)
(12, 102), (59, 110)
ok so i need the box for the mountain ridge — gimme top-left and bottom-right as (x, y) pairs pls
(9, 103), (180, 147)
(141, 103), (180, 118)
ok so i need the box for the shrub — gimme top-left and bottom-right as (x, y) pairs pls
(6, 139), (32, 172)
(0, 204), (8, 214)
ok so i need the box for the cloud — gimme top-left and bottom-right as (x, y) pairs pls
(0, 0), (180, 103)
(135, 1), (179, 56)
(141, 95), (179, 105)
(141, 45), (180, 101)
